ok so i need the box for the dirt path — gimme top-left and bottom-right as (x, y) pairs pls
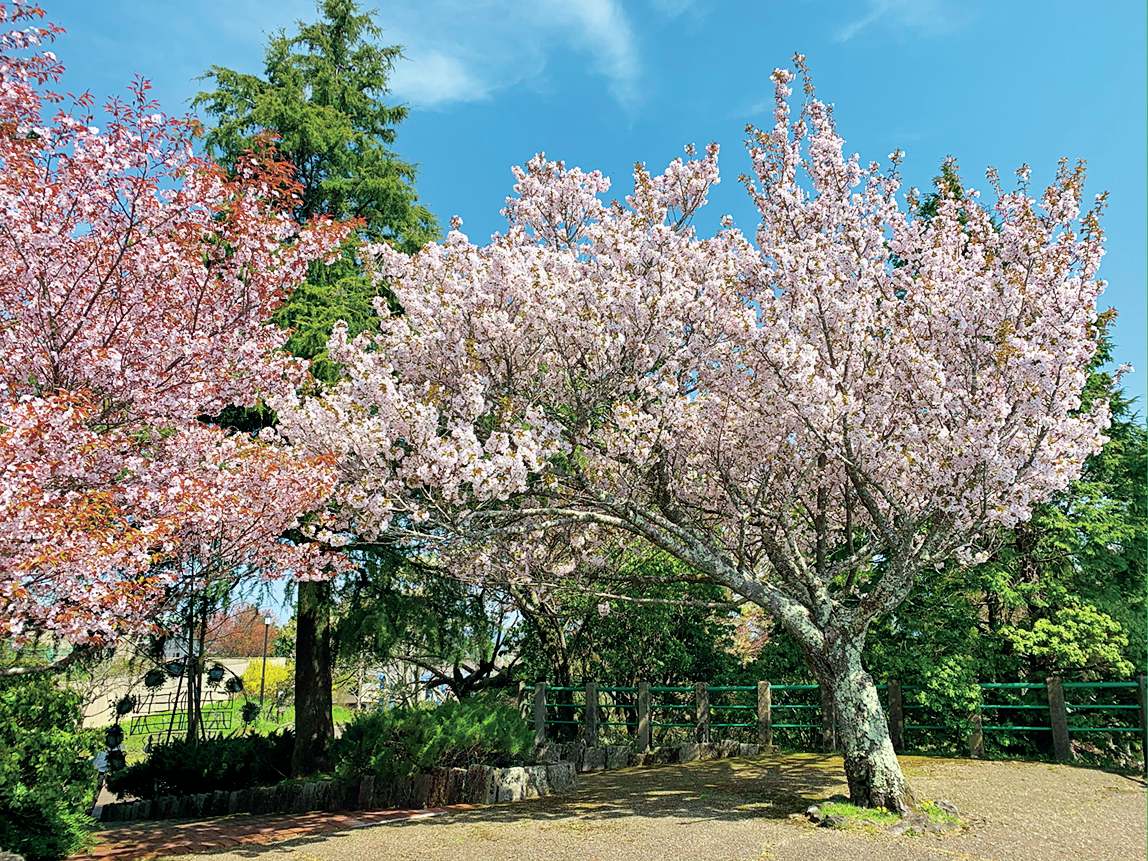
(108, 754), (1146, 861)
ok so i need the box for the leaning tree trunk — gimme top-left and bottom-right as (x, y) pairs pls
(292, 580), (334, 777)
(821, 633), (915, 812)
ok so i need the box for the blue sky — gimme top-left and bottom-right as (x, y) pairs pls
(34, 0), (1148, 412)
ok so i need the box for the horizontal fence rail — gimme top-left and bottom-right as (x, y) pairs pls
(530, 675), (1147, 770)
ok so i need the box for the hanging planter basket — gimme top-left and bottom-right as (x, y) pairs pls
(115, 695), (137, 716)
(104, 725), (125, 748)
(143, 667), (167, 689)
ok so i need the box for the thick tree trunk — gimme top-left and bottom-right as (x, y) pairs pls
(292, 580), (333, 777)
(823, 637), (915, 812)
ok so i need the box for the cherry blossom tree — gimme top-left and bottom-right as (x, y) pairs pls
(0, 2), (350, 672)
(277, 59), (1113, 809)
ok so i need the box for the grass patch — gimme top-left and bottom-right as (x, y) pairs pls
(817, 801), (900, 828)
(810, 797), (961, 833)
(918, 799), (960, 825)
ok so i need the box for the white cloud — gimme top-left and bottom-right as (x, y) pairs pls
(390, 50), (495, 105)
(557, 0), (641, 107)
(376, 0), (642, 111)
(837, 0), (972, 42)
(738, 98), (771, 119)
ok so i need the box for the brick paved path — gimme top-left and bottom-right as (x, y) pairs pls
(77, 805), (478, 860)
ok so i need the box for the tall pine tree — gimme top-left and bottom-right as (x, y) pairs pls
(194, 0), (437, 775)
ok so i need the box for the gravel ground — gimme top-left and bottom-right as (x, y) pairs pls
(171, 754), (1146, 861)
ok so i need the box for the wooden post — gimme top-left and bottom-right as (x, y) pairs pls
(967, 681), (985, 758)
(819, 685), (837, 752)
(533, 683), (547, 749)
(757, 681), (773, 750)
(968, 708), (984, 759)
(1137, 675), (1146, 775)
(695, 682), (710, 743)
(1046, 676), (1072, 762)
(585, 681), (599, 747)
(637, 681), (651, 752)
(887, 680), (904, 753)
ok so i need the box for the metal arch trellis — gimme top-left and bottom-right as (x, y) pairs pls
(106, 657), (257, 747)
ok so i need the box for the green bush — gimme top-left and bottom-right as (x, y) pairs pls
(106, 730), (294, 799)
(0, 676), (98, 860)
(334, 697), (532, 781)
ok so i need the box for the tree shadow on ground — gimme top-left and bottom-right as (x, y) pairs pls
(213, 752), (851, 860)
(509, 753), (852, 824)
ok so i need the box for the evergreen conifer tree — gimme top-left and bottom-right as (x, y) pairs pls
(194, 0), (437, 775)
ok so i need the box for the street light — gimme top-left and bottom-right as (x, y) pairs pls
(259, 614), (273, 707)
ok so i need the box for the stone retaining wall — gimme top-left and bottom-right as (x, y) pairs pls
(98, 761), (578, 823)
(100, 740), (767, 823)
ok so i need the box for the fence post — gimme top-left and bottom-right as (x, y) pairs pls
(757, 681), (772, 750)
(887, 680), (904, 753)
(1046, 676), (1072, 761)
(819, 685), (837, 752)
(637, 681), (651, 752)
(533, 683), (547, 749)
(1137, 675), (1146, 775)
(585, 681), (599, 747)
(968, 707), (984, 759)
(695, 682), (710, 743)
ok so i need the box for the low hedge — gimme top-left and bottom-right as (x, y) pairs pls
(106, 730), (294, 800)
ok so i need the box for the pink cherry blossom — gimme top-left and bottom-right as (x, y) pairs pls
(279, 58), (1111, 808)
(0, 3), (349, 654)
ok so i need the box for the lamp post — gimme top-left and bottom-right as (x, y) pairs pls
(259, 615), (273, 707)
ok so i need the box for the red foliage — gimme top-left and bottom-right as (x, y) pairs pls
(206, 604), (279, 658)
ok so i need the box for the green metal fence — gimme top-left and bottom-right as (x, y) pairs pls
(533, 675), (1147, 768)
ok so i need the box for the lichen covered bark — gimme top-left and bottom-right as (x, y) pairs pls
(824, 638), (915, 812)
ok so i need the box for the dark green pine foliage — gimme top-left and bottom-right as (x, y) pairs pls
(514, 553), (740, 688)
(272, 240), (399, 383)
(915, 156), (967, 223)
(332, 546), (518, 700)
(193, 0), (437, 382)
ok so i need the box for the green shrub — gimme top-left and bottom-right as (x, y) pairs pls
(334, 697), (532, 781)
(106, 730), (294, 799)
(0, 676), (98, 860)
